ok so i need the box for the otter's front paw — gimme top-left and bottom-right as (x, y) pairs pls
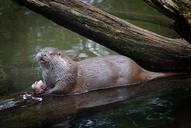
(32, 80), (47, 94)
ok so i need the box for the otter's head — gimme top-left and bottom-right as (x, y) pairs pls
(35, 47), (63, 69)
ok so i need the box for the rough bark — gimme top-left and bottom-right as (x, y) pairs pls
(145, 0), (191, 42)
(13, 0), (191, 72)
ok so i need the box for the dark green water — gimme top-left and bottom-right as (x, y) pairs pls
(0, 0), (190, 128)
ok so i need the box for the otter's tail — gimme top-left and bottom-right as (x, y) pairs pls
(144, 71), (189, 81)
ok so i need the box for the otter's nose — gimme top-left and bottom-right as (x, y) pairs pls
(41, 53), (47, 57)
(36, 52), (47, 61)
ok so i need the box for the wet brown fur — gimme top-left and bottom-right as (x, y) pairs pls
(36, 47), (170, 95)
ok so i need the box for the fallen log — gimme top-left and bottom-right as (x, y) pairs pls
(13, 0), (191, 71)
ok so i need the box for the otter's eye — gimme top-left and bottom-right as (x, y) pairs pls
(58, 52), (61, 56)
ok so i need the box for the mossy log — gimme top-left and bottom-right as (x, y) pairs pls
(13, 0), (191, 72)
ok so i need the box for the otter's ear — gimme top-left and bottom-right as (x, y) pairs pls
(64, 50), (77, 60)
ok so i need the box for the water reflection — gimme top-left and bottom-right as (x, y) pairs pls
(66, 39), (114, 61)
(0, 75), (191, 128)
(93, 0), (179, 38)
(81, 0), (104, 4)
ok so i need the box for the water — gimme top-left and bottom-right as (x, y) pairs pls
(75, 95), (191, 128)
(0, 0), (190, 128)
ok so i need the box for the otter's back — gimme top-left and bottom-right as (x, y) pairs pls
(74, 55), (144, 93)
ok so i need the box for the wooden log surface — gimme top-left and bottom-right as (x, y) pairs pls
(13, 0), (191, 71)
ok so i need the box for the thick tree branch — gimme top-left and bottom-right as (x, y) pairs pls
(13, 0), (191, 71)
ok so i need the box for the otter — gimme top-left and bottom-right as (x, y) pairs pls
(32, 47), (174, 95)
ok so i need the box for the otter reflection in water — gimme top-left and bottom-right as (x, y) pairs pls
(32, 47), (174, 95)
